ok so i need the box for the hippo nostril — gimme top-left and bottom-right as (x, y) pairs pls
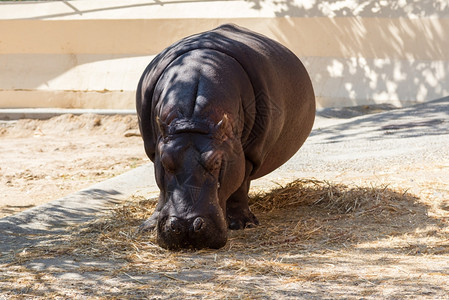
(192, 217), (205, 232)
(167, 216), (182, 234)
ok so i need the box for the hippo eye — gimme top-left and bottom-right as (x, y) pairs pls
(210, 157), (221, 170)
(203, 152), (222, 172)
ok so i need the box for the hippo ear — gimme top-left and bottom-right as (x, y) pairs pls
(156, 116), (169, 138)
(215, 114), (232, 141)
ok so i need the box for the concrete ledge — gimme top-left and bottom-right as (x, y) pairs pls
(0, 108), (136, 120)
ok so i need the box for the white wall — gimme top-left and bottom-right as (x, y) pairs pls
(1, 0), (448, 109)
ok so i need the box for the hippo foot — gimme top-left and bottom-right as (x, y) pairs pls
(138, 212), (159, 232)
(227, 208), (259, 230)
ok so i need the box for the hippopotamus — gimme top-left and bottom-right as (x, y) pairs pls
(136, 24), (315, 249)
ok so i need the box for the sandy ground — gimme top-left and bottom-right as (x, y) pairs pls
(1, 104), (448, 299)
(0, 114), (149, 218)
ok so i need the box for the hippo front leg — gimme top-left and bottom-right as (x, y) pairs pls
(139, 212), (159, 232)
(226, 178), (259, 230)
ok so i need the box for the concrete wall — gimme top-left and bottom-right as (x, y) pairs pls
(1, 0), (448, 109)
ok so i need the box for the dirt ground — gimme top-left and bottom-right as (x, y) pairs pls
(0, 114), (149, 218)
(1, 111), (448, 298)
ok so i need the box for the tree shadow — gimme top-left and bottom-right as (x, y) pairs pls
(250, 0), (449, 107)
(246, 0), (449, 17)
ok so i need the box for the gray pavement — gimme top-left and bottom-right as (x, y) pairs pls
(254, 96), (448, 189)
(1, 97), (448, 261)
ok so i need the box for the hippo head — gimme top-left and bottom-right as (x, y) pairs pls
(151, 114), (245, 249)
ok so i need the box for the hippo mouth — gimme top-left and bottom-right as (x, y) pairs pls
(156, 215), (228, 250)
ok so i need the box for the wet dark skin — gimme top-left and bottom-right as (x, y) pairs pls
(137, 24), (315, 249)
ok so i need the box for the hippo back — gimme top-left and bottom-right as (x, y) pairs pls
(136, 24), (315, 179)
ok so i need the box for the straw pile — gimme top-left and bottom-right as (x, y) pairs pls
(13, 179), (418, 265)
(249, 179), (412, 214)
(7, 179), (449, 299)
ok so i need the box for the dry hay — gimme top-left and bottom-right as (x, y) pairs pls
(13, 179), (421, 263)
(7, 179), (449, 299)
(249, 178), (411, 214)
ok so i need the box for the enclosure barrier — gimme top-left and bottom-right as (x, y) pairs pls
(1, 0), (448, 109)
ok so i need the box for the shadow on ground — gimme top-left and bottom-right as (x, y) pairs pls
(312, 96), (449, 142)
(0, 188), (123, 262)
